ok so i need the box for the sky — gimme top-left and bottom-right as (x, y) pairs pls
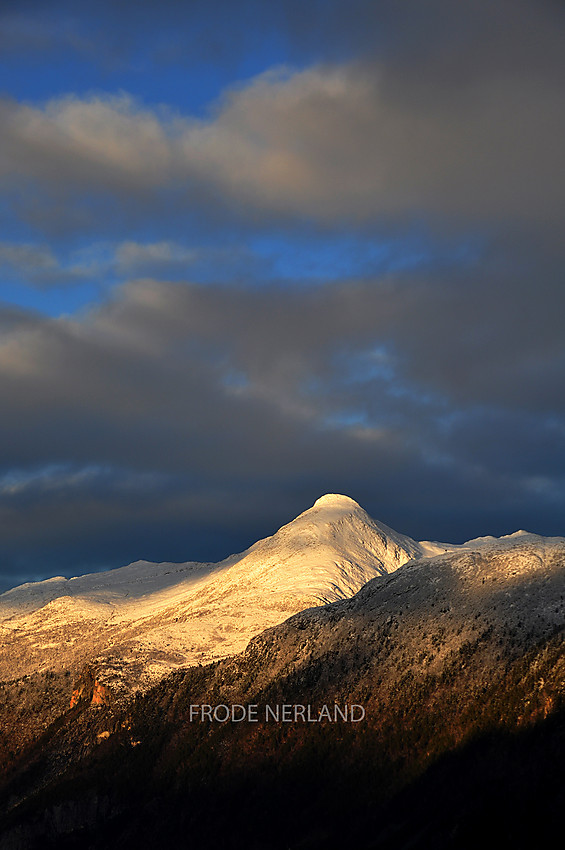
(0, 0), (564, 590)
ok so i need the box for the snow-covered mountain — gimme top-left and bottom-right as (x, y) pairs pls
(0, 494), (422, 693)
(0, 493), (558, 697)
(1, 497), (564, 849)
(246, 528), (565, 695)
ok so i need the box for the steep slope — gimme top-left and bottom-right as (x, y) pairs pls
(0, 494), (422, 694)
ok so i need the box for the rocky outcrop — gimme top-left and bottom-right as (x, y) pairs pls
(90, 680), (110, 706)
(69, 667), (111, 709)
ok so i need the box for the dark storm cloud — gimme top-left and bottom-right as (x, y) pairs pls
(1, 254), (564, 590)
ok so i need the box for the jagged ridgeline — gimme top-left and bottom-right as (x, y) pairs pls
(0, 496), (564, 848)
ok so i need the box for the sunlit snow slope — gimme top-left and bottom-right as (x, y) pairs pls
(0, 494), (548, 695)
(0, 495), (422, 692)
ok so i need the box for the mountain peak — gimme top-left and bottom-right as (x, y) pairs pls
(312, 493), (361, 509)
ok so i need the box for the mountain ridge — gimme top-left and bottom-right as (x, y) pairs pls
(0, 494), (422, 693)
(0, 494), (560, 698)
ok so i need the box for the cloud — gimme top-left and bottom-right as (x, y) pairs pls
(0, 265), (563, 587)
(1, 49), (564, 231)
(0, 241), (56, 275)
(0, 241), (89, 288)
(0, 267), (562, 459)
(0, 239), (202, 290)
(0, 261), (563, 590)
(113, 241), (196, 273)
(0, 463), (173, 499)
(0, 93), (175, 191)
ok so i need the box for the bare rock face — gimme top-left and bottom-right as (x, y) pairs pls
(69, 667), (111, 709)
(90, 681), (111, 707)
